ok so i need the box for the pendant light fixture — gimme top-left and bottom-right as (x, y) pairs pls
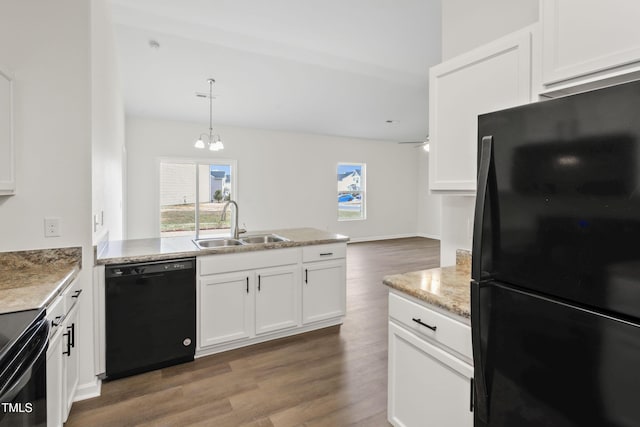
(194, 78), (224, 151)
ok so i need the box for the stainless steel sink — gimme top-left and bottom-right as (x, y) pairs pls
(240, 234), (289, 244)
(193, 238), (245, 249)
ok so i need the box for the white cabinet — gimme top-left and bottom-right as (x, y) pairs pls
(200, 272), (252, 347)
(62, 303), (79, 422)
(301, 243), (347, 325)
(542, 0), (640, 87)
(388, 291), (473, 427)
(429, 26), (534, 193)
(255, 265), (300, 335)
(46, 278), (82, 427)
(46, 297), (64, 427)
(196, 244), (346, 357)
(0, 66), (14, 196)
(302, 259), (346, 324)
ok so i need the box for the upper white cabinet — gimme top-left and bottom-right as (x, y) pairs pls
(542, 0), (640, 88)
(0, 66), (14, 196)
(429, 27), (534, 193)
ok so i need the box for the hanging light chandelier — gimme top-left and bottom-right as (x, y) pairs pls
(194, 78), (224, 151)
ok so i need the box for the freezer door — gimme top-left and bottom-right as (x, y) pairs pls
(475, 80), (640, 319)
(472, 281), (640, 427)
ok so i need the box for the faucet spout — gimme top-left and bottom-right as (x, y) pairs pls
(221, 200), (240, 239)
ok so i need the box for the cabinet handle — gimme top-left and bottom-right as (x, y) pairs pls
(72, 289), (82, 299)
(246, 277), (249, 293)
(305, 269), (308, 284)
(68, 323), (75, 348)
(470, 378), (474, 412)
(51, 314), (66, 327)
(319, 252), (333, 256)
(63, 331), (71, 356)
(258, 275), (261, 291)
(412, 317), (437, 331)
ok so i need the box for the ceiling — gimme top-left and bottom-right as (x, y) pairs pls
(109, 0), (442, 142)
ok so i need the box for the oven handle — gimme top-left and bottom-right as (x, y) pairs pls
(0, 319), (49, 404)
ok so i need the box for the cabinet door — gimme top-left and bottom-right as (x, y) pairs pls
(429, 28), (532, 192)
(46, 329), (63, 427)
(302, 260), (346, 324)
(0, 67), (14, 195)
(388, 322), (473, 427)
(255, 265), (300, 335)
(63, 303), (79, 422)
(199, 272), (252, 347)
(542, 0), (640, 86)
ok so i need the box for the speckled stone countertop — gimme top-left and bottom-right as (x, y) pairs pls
(0, 247), (82, 314)
(383, 250), (471, 319)
(96, 227), (349, 265)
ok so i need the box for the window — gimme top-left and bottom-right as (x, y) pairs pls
(159, 159), (236, 237)
(337, 163), (366, 221)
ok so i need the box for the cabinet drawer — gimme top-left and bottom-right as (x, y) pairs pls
(199, 248), (299, 276)
(62, 278), (81, 313)
(302, 243), (346, 262)
(389, 293), (472, 360)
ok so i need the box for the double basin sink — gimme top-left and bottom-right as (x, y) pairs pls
(193, 234), (289, 249)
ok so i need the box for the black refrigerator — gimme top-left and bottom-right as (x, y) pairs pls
(472, 80), (640, 427)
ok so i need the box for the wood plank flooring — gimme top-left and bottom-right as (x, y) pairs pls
(67, 237), (440, 427)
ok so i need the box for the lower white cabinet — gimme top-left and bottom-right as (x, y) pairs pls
(197, 244), (346, 356)
(46, 300), (64, 427)
(46, 279), (82, 427)
(254, 265), (300, 335)
(62, 303), (79, 422)
(388, 292), (473, 427)
(302, 259), (346, 324)
(200, 272), (252, 347)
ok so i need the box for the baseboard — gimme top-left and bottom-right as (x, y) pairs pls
(348, 233), (420, 243)
(416, 232), (441, 240)
(73, 378), (102, 402)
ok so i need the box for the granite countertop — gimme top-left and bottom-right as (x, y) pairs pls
(383, 250), (471, 319)
(0, 247), (82, 314)
(96, 227), (349, 265)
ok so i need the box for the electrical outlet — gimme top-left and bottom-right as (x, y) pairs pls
(44, 217), (61, 237)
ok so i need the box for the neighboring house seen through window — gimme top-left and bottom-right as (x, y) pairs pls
(159, 159), (236, 237)
(337, 163), (366, 221)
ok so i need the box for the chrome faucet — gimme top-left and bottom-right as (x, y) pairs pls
(221, 200), (246, 239)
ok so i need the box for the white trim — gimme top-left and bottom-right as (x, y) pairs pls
(73, 378), (101, 402)
(416, 232), (441, 240)
(347, 233), (437, 243)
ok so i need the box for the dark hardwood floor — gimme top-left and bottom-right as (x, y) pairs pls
(67, 237), (440, 427)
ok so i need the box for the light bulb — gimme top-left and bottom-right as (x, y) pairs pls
(208, 141), (217, 151)
(194, 138), (205, 149)
(215, 139), (224, 151)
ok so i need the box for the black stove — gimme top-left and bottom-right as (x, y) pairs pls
(0, 308), (48, 426)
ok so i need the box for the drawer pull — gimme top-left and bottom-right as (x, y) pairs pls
(72, 289), (83, 298)
(412, 317), (437, 331)
(319, 252), (333, 256)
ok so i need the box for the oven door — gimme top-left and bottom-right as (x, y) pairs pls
(0, 317), (49, 427)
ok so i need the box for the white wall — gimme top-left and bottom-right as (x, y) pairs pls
(0, 0), (97, 394)
(435, 0), (539, 266)
(416, 151), (441, 239)
(126, 116), (420, 241)
(92, 0), (125, 242)
(442, 0), (539, 60)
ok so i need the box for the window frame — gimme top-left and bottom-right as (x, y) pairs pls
(337, 162), (366, 222)
(157, 157), (238, 237)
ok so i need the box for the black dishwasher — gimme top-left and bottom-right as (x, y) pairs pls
(105, 258), (196, 379)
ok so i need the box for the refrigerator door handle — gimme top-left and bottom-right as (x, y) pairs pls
(472, 280), (490, 423)
(472, 135), (494, 281)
